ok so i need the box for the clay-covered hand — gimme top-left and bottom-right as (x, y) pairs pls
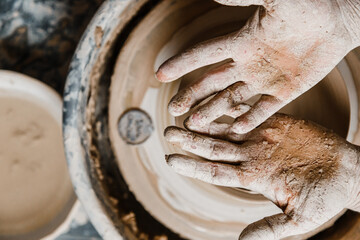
(164, 114), (360, 240)
(156, 0), (360, 134)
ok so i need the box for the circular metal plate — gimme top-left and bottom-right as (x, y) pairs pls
(118, 108), (154, 145)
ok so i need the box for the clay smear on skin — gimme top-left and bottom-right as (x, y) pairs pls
(238, 116), (341, 209)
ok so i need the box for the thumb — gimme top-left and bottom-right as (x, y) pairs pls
(213, 0), (266, 6)
(239, 214), (308, 240)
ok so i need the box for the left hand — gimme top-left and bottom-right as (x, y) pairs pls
(156, 0), (360, 134)
(164, 114), (360, 240)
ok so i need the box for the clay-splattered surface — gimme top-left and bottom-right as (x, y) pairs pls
(0, 0), (102, 93)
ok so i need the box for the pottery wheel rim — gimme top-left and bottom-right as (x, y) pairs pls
(63, 1), (155, 239)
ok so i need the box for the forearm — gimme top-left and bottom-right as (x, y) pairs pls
(336, 0), (360, 47)
(346, 144), (360, 212)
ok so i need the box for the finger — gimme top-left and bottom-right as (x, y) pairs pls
(186, 121), (251, 142)
(186, 82), (256, 130)
(164, 126), (248, 162)
(214, 0), (266, 6)
(183, 104), (251, 141)
(168, 62), (239, 116)
(231, 95), (283, 134)
(239, 214), (309, 240)
(166, 154), (242, 187)
(156, 35), (232, 82)
(227, 103), (251, 118)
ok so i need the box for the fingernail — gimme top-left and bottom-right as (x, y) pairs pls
(164, 126), (183, 143)
(165, 155), (177, 167)
(168, 90), (193, 116)
(155, 70), (168, 82)
(183, 117), (192, 129)
(168, 100), (186, 117)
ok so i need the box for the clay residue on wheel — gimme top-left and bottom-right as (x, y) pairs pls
(95, 26), (104, 48)
(84, 0), (183, 239)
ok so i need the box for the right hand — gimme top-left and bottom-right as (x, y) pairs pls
(156, 0), (360, 135)
(165, 114), (360, 240)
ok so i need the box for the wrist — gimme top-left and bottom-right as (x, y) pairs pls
(336, 0), (360, 47)
(346, 144), (360, 212)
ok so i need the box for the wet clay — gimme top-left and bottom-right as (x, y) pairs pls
(0, 96), (73, 235)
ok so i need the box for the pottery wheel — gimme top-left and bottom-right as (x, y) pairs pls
(108, 0), (353, 239)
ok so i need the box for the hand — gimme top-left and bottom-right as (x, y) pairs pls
(156, 0), (360, 134)
(164, 114), (360, 240)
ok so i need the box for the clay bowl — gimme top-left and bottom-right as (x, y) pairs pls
(0, 70), (77, 240)
(63, 0), (360, 239)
